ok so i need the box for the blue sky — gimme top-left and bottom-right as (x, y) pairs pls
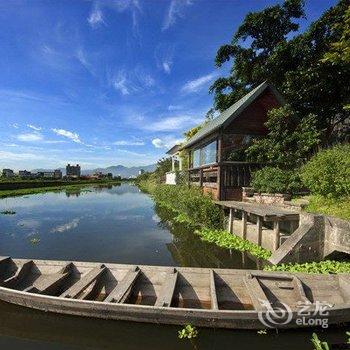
(0, 0), (336, 170)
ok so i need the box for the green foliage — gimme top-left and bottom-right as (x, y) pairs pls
(138, 182), (224, 229)
(196, 228), (271, 260)
(211, 0), (350, 145)
(0, 210), (16, 215)
(301, 144), (350, 198)
(246, 106), (320, 168)
(251, 166), (302, 194)
(178, 324), (198, 340)
(211, 0), (304, 111)
(303, 195), (350, 220)
(311, 333), (329, 350)
(184, 125), (203, 140)
(265, 260), (350, 274)
(322, 6), (350, 65)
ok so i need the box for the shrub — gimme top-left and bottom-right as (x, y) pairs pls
(301, 144), (350, 198)
(251, 166), (303, 194)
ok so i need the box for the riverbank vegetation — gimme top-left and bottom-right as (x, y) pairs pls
(265, 260), (350, 274)
(0, 179), (122, 198)
(138, 177), (272, 260)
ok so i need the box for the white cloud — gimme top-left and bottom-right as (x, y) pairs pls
(163, 61), (172, 74)
(155, 43), (174, 74)
(162, 0), (193, 31)
(88, 4), (105, 28)
(88, 0), (141, 35)
(17, 133), (43, 142)
(111, 68), (155, 96)
(0, 150), (44, 161)
(113, 140), (145, 146)
(152, 136), (183, 149)
(168, 105), (182, 111)
(27, 124), (42, 131)
(51, 128), (82, 144)
(181, 72), (216, 93)
(51, 218), (80, 233)
(144, 115), (202, 132)
(10, 123), (19, 129)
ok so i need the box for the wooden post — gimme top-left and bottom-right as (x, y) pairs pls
(256, 216), (262, 247)
(242, 211), (247, 239)
(273, 221), (280, 251)
(228, 208), (234, 234)
(199, 168), (203, 187)
(217, 132), (224, 201)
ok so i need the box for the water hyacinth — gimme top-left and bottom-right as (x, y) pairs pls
(195, 228), (272, 260)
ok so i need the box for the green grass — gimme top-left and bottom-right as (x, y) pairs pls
(294, 195), (350, 221)
(264, 260), (350, 274)
(0, 180), (121, 198)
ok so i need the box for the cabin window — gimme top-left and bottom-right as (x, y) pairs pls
(192, 140), (217, 167)
(200, 140), (217, 165)
(193, 149), (201, 168)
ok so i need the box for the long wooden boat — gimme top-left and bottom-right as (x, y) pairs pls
(0, 257), (349, 329)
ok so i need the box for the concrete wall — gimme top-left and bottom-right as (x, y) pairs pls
(269, 213), (350, 264)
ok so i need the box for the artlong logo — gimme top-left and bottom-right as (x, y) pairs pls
(258, 300), (331, 329)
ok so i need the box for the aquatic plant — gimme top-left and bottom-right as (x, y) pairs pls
(29, 237), (40, 245)
(196, 228), (272, 260)
(264, 260), (350, 274)
(178, 324), (198, 339)
(311, 333), (329, 350)
(178, 324), (199, 350)
(0, 210), (16, 215)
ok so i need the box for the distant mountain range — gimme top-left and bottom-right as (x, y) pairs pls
(31, 164), (156, 178)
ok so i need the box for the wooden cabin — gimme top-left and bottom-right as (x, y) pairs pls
(180, 81), (284, 200)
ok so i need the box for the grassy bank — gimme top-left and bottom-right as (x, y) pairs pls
(301, 195), (350, 221)
(0, 180), (122, 198)
(137, 179), (272, 259)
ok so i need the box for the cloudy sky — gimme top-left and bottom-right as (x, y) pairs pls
(0, 0), (335, 170)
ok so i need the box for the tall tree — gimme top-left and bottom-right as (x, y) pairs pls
(210, 0), (305, 111)
(211, 0), (350, 146)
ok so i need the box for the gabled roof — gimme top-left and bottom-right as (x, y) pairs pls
(181, 81), (284, 149)
(166, 144), (181, 155)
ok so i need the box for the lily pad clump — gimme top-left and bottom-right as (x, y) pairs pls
(0, 210), (16, 215)
(195, 228), (272, 260)
(264, 260), (350, 274)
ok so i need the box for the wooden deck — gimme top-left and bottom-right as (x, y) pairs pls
(215, 201), (300, 251)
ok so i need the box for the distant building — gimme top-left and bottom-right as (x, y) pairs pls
(66, 164), (81, 178)
(38, 171), (55, 179)
(54, 169), (63, 179)
(19, 170), (32, 178)
(2, 169), (14, 178)
(138, 169), (145, 175)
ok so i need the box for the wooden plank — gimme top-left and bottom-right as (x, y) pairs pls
(292, 276), (310, 304)
(243, 273), (271, 311)
(60, 264), (106, 299)
(105, 266), (140, 303)
(210, 270), (218, 310)
(1, 260), (34, 288)
(25, 263), (74, 295)
(155, 268), (178, 307)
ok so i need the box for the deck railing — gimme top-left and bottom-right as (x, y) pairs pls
(188, 162), (263, 189)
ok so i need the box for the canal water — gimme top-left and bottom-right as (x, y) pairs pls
(0, 184), (347, 349)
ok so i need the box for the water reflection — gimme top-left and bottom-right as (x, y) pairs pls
(154, 204), (259, 269)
